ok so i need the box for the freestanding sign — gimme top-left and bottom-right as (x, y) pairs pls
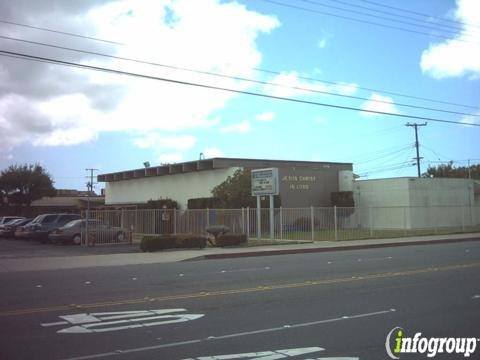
(251, 168), (279, 240)
(251, 168), (279, 196)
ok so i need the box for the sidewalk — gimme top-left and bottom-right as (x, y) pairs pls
(0, 233), (478, 273)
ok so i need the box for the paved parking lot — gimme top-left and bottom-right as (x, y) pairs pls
(0, 237), (140, 259)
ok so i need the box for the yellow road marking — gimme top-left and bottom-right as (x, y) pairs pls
(1, 262), (479, 317)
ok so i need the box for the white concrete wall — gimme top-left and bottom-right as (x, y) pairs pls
(354, 178), (410, 207)
(105, 168), (240, 209)
(352, 178), (410, 229)
(408, 178), (475, 228)
(352, 178), (477, 229)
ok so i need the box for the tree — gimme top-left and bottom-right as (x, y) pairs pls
(0, 164), (55, 207)
(422, 162), (480, 179)
(211, 169), (280, 208)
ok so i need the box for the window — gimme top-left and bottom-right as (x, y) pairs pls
(58, 215), (81, 224)
(41, 215), (57, 224)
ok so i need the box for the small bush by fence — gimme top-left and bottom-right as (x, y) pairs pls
(216, 233), (247, 247)
(140, 234), (207, 252)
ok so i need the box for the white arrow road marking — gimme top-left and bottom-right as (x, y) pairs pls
(65, 310), (390, 360)
(59, 313), (204, 334)
(41, 321), (69, 327)
(183, 347), (325, 360)
(472, 295), (480, 299)
(41, 309), (204, 334)
(183, 349), (361, 360)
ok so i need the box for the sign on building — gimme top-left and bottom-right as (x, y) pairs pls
(251, 168), (279, 196)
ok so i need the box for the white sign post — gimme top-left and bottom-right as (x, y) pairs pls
(251, 168), (279, 240)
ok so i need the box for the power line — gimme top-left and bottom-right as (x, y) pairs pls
(353, 144), (414, 165)
(420, 144), (453, 162)
(360, 146), (414, 168)
(0, 18), (122, 45)
(356, 161), (415, 176)
(357, 0), (480, 31)
(395, 146), (418, 176)
(2, 35), (479, 118)
(1, 18), (477, 110)
(427, 159), (480, 164)
(350, 142), (412, 160)
(2, 48), (480, 127)
(252, 68), (478, 110)
(299, 0), (477, 40)
(261, 0), (478, 44)
(306, 0), (479, 37)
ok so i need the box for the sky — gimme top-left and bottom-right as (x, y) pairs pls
(0, 0), (479, 193)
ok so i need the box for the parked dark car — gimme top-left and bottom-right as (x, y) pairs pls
(26, 213), (81, 242)
(0, 218), (32, 238)
(49, 219), (127, 245)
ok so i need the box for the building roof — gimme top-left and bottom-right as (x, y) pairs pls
(30, 195), (104, 207)
(98, 157), (352, 183)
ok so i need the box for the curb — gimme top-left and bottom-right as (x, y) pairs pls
(189, 237), (480, 261)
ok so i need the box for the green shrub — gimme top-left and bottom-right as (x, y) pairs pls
(175, 234), (207, 249)
(216, 233), (247, 247)
(140, 234), (207, 252)
(140, 235), (176, 252)
(187, 197), (220, 209)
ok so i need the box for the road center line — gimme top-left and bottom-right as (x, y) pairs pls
(2, 262), (479, 317)
(65, 309), (393, 360)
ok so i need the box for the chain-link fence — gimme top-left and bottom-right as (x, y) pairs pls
(81, 206), (480, 245)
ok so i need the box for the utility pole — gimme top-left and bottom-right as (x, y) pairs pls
(406, 122), (427, 177)
(85, 168), (98, 246)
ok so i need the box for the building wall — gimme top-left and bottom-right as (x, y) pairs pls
(278, 166), (347, 207)
(105, 168), (239, 209)
(353, 178), (410, 229)
(353, 178), (478, 229)
(213, 158), (351, 207)
(408, 178), (476, 229)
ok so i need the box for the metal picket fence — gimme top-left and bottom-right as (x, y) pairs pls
(81, 206), (480, 246)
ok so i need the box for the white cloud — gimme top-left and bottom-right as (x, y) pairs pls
(158, 152), (183, 164)
(0, 93), (100, 152)
(360, 93), (400, 117)
(220, 120), (251, 134)
(263, 71), (358, 98)
(203, 148), (224, 158)
(420, 0), (480, 79)
(133, 133), (197, 150)
(255, 111), (275, 122)
(0, 0), (280, 151)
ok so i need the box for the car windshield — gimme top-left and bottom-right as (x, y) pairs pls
(30, 215), (43, 224)
(17, 219), (32, 226)
(5, 218), (22, 225)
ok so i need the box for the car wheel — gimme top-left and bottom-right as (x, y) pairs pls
(116, 232), (125, 242)
(73, 234), (81, 245)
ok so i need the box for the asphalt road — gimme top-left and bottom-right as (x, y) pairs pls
(0, 240), (479, 360)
